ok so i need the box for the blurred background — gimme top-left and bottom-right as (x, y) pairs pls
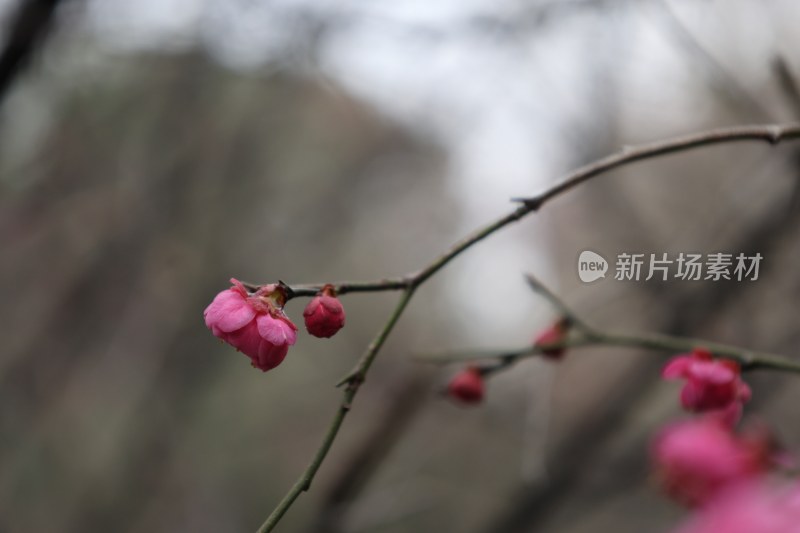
(2, 1), (800, 532)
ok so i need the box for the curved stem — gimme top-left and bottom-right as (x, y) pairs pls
(514, 124), (800, 209)
(256, 288), (415, 533)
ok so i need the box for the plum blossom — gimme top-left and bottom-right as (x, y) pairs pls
(303, 285), (346, 338)
(651, 416), (771, 507)
(533, 318), (570, 360)
(447, 367), (485, 405)
(204, 279), (297, 372)
(672, 480), (800, 533)
(662, 348), (751, 424)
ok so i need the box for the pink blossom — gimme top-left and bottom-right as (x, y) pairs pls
(447, 367), (485, 405)
(662, 348), (751, 423)
(204, 279), (297, 372)
(303, 285), (346, 338)
(652, 417), (770, 507)
(533, 319), (570, 360)
(672, 480), (800, 533)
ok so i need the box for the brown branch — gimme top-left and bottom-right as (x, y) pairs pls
(514, 124), (800, 209)
(0, 0), (64, 104)
(254, 123), (800, 532)
(421, 274), (800, 375)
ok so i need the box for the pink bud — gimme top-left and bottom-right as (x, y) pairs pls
(303, 285), (345, 338)
(662, 348), (751, 424)
(447, 367), (485, 405)
(204, 279), (297, 372)
(533, 319), (570, 360)
(651, 417), (771, 507)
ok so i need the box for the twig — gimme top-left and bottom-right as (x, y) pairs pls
(256, 288), (415, 533)
(523, 274), (592, 333)
(418, 331), (800, 375)
(0, 0), (64, 105)
(418, 275), (800, 375)
(254, 123), (800, 531)
(513, 124), (800, 209)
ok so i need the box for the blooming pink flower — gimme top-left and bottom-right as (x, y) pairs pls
(303, 285), (345, 338)
(447, 367), (485, 405)
(672, 480), (800, 533)
(533, 319), (570, 360)
(652, 417), (771, 507)
(662, 348), (751, 423)
(204, 279), (297, 372)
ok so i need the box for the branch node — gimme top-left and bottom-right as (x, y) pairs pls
(767, 125), (783, 145)
(511, 195), (543, 210)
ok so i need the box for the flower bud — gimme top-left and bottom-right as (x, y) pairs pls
(662, 348), (751, 424)
(534, 318), (570, 360)
(303, 285), (346, 338)
(447, 367), (485, 405)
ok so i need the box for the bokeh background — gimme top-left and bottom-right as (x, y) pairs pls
(3, 1), (800, 532)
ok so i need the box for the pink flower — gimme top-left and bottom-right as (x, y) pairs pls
(652, 417), (770, 507)
(303, 285), (345, 338)
(447, 367), (485, 405)
(204, 279), (297, 372)
(663, 348), (751, 423)
(672, 480), (800, 533)
(533, 319), (570, 360)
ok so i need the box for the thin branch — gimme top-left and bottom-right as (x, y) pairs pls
(256, 288), (415, 533)
(254, 123), (800, 531)
(408, 205), (532, 287)
(252, 125), (800, 300)
(241, 278), (411, 298)
(418, 332), (800, 375)
(418, 276), (800, 375)
(0, 0), (64, 105)
(514, 124), (800, 209)
(523, 274), (592, 332)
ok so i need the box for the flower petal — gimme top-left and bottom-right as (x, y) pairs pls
(257, 314), (297, 346)
(688, 361), (736, 385)
(224, 321), (262, 359)
(663, 356), (693, 379)
(253, 342), (289, 372)
(204, 289), (256, 333)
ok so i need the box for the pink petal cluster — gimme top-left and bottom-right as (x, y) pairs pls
(672, 481), (800, 533)
(303, 285), (346, 338)
(662, 348), (751, 424)
(204, 279), (297, 372)
(652, 416), (771, 507)
(447, 367), (485, 405)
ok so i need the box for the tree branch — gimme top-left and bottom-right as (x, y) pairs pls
(0, 0), (64, 104)
(256, 288), (415, 533)
(254, 123), (800, 531)
(419, 274), (800, 375)
(513, 124), (800, 209)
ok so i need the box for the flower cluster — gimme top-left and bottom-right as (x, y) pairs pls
(204, 279), (346, 372)
(662, 348), (751, 426)
(653, 348), (797, 532)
